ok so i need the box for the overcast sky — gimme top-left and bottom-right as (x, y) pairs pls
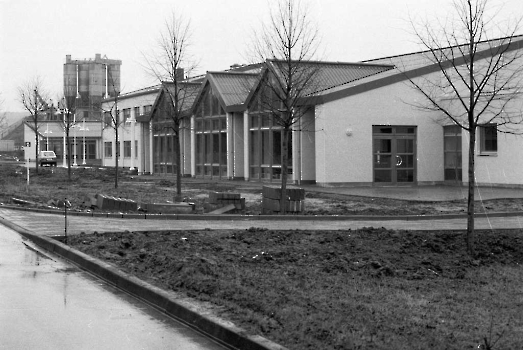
(1, 0), (521, 112)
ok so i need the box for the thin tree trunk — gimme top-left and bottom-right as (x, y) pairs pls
(174, 122), (182, 201)
(115, 126), (119, 189)
(466, 128), (476, 257)
(66, 124), (71, 180)
(280, 126), (291, 215)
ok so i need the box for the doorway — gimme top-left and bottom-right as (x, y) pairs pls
(373, 126), (417, 184)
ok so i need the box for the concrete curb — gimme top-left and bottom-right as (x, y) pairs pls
(3, 203), (523, 221)
(0, 217), (288, 350)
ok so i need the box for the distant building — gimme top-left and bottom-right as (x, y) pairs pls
(63, 53), (122, 120)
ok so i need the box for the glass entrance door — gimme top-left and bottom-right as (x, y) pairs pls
(373, 126), (416, 184)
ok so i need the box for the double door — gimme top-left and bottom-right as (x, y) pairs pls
(373, 126), (416, 184)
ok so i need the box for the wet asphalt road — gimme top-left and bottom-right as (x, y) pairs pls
(0, 224), (226, 350)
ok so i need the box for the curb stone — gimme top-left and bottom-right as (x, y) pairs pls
(0, 217), (288, 350)
(2, 203), (523, 221)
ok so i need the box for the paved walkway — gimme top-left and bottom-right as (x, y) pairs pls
(2, 208), (523, 237)
(138, 175), (523, 202)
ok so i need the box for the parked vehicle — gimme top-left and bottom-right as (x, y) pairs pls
(39, 151), (57, 167)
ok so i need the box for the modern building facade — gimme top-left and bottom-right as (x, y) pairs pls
(102, 35), (523, 188)
(101, 85), (159, 174)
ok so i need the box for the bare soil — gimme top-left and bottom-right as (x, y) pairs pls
(3, 164), (523, 216)
(68, 228), (523, 350)
(2, 163), (523, 349)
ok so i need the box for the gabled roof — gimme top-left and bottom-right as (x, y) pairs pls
(315, 34), (523, 104)
(150, 80), (202, 120)
(244, 60), (395, 107)
(192, 72), (259, 113)
(267, 59), (395, 95)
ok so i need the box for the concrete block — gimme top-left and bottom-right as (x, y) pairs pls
(209, 191), (241, 204)
(262, 186), (305, 200)
(147, 203), (194, 214)
(208, 204), (236, 214)
(262, 197), (305, 213)
(96, 194), (114, 210)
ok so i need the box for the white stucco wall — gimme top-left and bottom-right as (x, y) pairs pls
(294, 109), (316, 183)
(315, 80), (444, 185)
(101, 90), (157, 173)
(462, 125), (523, 186)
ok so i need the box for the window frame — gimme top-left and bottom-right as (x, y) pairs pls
(104, 141), (112, 158)
(479, 123), (497, 155)
(124, 140), (131, 158)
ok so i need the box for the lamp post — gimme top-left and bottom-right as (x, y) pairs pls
(72, 114), (78, 167)
(44, 123), (52, 151)
(56, 101), (69, 168)
(80, 118), (89, 165)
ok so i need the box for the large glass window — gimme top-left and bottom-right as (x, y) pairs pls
(444, 125), (462, 181)
(194, 87), (227, 178)
(249, 113), (292, 181)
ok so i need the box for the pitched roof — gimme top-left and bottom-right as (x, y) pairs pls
(267, 60), (395, 96)
(150, 81), (202, 119)
(192, 72), (259, 113)
(210, 72), (259, 109)
(315, 34), (523, 103)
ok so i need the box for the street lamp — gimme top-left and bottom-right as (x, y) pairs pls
(56, 100), (69, 168)
(44, 123), (52, 151)
(80, 118), (89, 165)
(72, 117), (78, 167)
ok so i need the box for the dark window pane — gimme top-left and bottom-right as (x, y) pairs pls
(220, 133), (227, 166)
(396, 139), (413, 153)
(481, 125), (497, 152)
(397, 155), (414, 168)
(251, 115), (259, 128)
(375, 155), (392, 168)
(373, 126), (392, 134)
(261, 115), (270, 127)
(262, 130), (270, 164)
(397, 170), (414, 182)
(374, 170), (391, 182)
(396, 127), (415, 134)
(374, 139), (391, 153)
(205, 134), (212, 163)
(272, 130), (281, 165)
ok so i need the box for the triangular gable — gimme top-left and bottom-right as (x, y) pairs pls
(191, 72), (259, 114)
(244, 60), (395, 108)
(150, 81), (201, 121)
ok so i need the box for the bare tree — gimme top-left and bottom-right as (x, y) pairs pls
(100, 82), (121, 189)
(18, 77), (49, 174)
(250, 0), (321, 214)
(55, 97), (77, 181)
(143, 11), (198, 200)
(406, 0), (523, 256)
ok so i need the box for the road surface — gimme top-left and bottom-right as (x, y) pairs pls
(0, 224), (226, 350)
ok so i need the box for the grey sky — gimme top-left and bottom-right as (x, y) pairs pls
(1, 0), (521, 112)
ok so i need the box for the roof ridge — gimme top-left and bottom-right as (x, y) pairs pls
(362, 33), (523, 63)
(267, 58), (394, 68)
